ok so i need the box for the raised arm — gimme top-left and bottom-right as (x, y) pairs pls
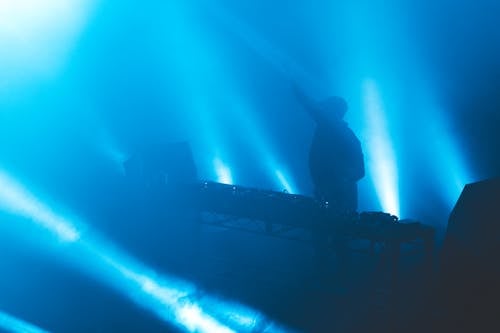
(292, 83), (324, 124)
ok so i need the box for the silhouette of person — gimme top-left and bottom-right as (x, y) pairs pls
(293, 84), (365, 288)
(293, 86), (365, 214)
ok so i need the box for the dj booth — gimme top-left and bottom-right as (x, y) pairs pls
(193, 182), (431, 232)
(124, 144), (435, 278)
(185, 181), (436, 298)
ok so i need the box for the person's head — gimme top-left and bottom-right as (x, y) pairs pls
(318, 96), (348, 121)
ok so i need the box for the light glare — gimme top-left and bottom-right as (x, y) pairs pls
(0, 310), (51, 333)
(214, 158), (233, 185)
(0, 170), (80, 242)
(275, 170), (294, 193)
(362, 79), (400, 216)
(0, 0), (96, 80)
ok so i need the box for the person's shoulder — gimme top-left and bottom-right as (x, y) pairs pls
(333, 120), (349, 130)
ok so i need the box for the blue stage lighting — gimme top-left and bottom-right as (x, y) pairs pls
(426, 110), (472, 208)
(176, 303), (235, 333)
(73, 235), (292, 333)
(151, 4), (298, 191)
(0, 0), (96, 80)
(275, 169), (294, 193)
(0, 170), (80, 242)
(193, 296), (295, 333)
(213, 157), (233, 185)
(228, 103), (298, 193)
(0, 310), (51, 333)
(204, 3), (318, 90)
(0, 170), (292, 332)
(362, 79), (400, 216)
(80, 247), (236, 333)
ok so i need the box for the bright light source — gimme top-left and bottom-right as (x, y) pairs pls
(213, 158), (233, 184)
(275, 170), (294, 194)
(0, 310), (51, 333)
(362, 79), (400, 216)
(0, 170), (80, 242)
(0, 0), (96, 80)
(194, 298), (265, 332)
(177, 303), (235, 333)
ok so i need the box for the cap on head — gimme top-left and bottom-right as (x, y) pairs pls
(318, 96), (348, 119)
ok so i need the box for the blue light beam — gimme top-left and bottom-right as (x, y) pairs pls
(0, 169), (294, 332)
(275, 170), (294, 193)
(0, 310), (51, 333)
(0, 170), (80, 242)
(213, 157), (233, 185)
(154, 4), (298, 190)
(427, 108), (472, 208)
(229, 103), (298, 193)
(202, 3), (321, 93)
(362, 79), (400, 216)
